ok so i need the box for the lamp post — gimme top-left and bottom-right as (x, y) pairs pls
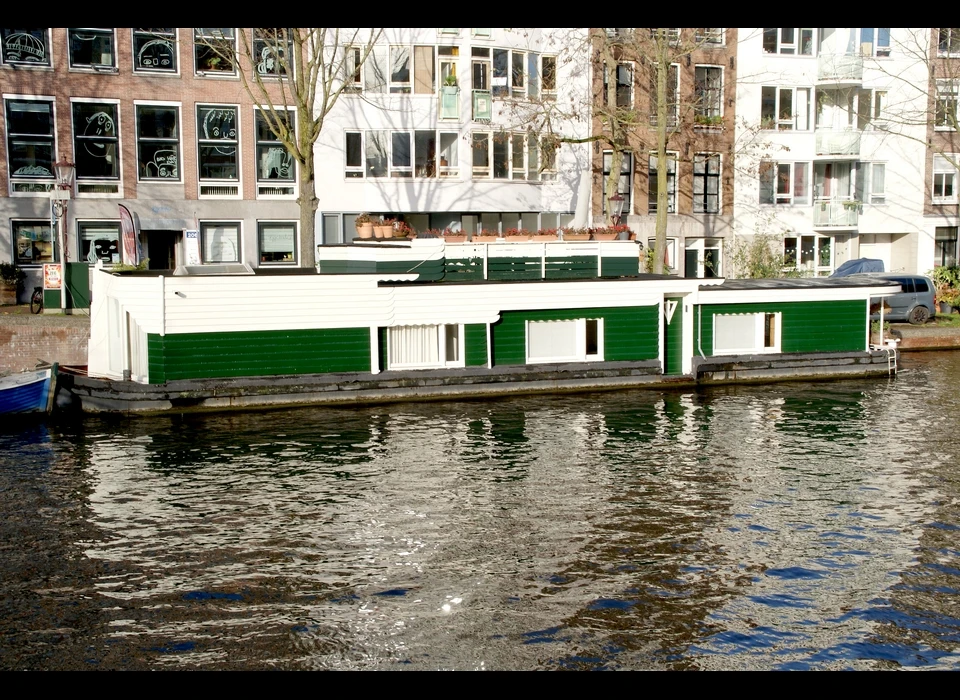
(609, 192), (625, 227)
(50, 161), (75, 312)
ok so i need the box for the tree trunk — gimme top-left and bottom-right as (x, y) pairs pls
(298, 171), (318, 268)
(653, 35), (669, 275)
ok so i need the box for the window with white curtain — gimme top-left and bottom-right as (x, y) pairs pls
(388, 324), (463, 369)
(526, 319), (602, 363)
(713, 313), (781, 354)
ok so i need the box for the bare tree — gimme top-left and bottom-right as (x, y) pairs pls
(198, 28), (382, 267)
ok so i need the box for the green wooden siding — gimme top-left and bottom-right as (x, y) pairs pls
(488, 256), (542, 280)
(545, 255), (598, 279)
(600, 256), (641, 278)
(465, 323), (488, 366)
(147, 327), (371, 383)
(317, 259), (444, 281)
(492, 306), (659, 366)
(444, 257), (485, 281)
(664, 299), (683, 375)
(697, 300), (867, 356)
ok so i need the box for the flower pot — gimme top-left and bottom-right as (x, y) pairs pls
(592, 233), (618, 241)
(374, 225), (393, 239)
(939, 301), (954, 314)
(443, 234), (468, 243)
(530, 234), (558, 242)
(505, 235), (531, 242)
(563, 233), (590, 241)
(472, 235), (500, 243)
(356, 223), (374, 239)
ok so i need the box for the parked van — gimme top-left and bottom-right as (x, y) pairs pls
(849, 273), (936, 325)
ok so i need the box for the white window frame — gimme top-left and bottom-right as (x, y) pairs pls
(602, 150), (633, 215)
(604, 61), (634, 108)
(693, 153), (721, 214)
(933, 155), (959, 204)
(77, 219), (121, 264)
(71, 97), (122, 197)
(132, 28), (179, 75)
(783, 234), (833, 274)
(713, 313), (782, 355)
(389, 45), (411, 94)
(67, 28), (116, 71)
(388, 324), (465, 370)
(346, 129), (459, 180)
(939, 28), (960, 57)
(648, 151), (677, 215)
(762, 28), (815, 56)
(255, 107), (297, 199)
(760, 161), (810, 206)
(471, 28), (492, 39)
(936, 80), (957, 131)
(694, 65), (723, 124)
(868, 162), (886, 205)
(526, 318), (604, 364)
(253, 28), (291, 79)
(194, 28), (237, 76)
(859, 28), (891, 58)
(4, 95), (57, 196)
(196, 104), (241, 199)
(0, 28), (52, 67)
(472, 131), (540, 181)
(199, 221), (241, 264)
(761, 86), (811, 131)
(541, 54), (557, 97)
(696, 28), (724, 46)
(257, 220), (298, 267)
(12, 219), (56, 265)
(649, 63), (679, 127)
(134, 100), (182, 184)
(492, 47), (528, 99)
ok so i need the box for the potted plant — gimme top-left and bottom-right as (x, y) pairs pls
(472, 229), (500, 243)
(394, 221), (416, 239)
(591, 227), (619, 241)
(0, 262), (26, 306)
(562, 227), (591, 241)
(530, 228), (559, 242)
(504, 228), (532, 241)
(930, 266), (960, 313)
(442, 228), (468, 243)
(355, 213), (375, 239)
(375, 217), (394, 239)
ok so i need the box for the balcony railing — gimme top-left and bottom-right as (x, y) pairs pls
(817, 54), (863, 82)
(815, 129), (861, 156)
(813, 199), (859, 228)
(439, 85), (459, 120)
(472, 89), (492, 121)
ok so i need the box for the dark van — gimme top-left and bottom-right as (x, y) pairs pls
(850, 273), (936, 325)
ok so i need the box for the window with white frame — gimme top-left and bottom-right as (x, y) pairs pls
(602, 151), (632, 215)
(347, 130), (458, 179)
(541, 55), (557, 96)
(527, 318), (603, 364)
(492, 48), (538, 99)
(5, 98), (55, 190)
(136, 104), (179, 181)
(13, 221), (55, 265)
(939, 28), (960, 56)
(762, 28), (815, 55)
(867, 162), (885, 204)
(649, 28), (680, 45)
(784, 234), (832, 273)
(648, 152), (676, 214)
(133, 28), (177, 73)
(472, 132), (541, 180)
(258, 221), (297, 265)
(935, 226), (958, 267)
(936, 80), (958, 130)
(859, 28), (890, 57)
(472, 28), (491, 38)
(390, 45), (411, 93)
(693, 154), (720, 214)
(603, 62), (633, 108)
(388, 324), (464, 370)
(197, 105), (239, 195)
(200, 222), (240, 263)
(344, 45), (363, 92)
(78, 221), (121, 264)
(194, 28), (236, 74)
(696, 28), (724, 45)
(933, 155), (959, 204)
(256, 108), (296, 196)
(68, 28), (115, 69)
(1, 28), (50, 66)
(760, 161), (810, 205)
(694, 66), (722, 124)
(761, 86), (811, 130)
(72, 101), (119, 193)
(713, 313), (781, 355)
(649, 64), (679, 126)
(253, 28), (291, 77)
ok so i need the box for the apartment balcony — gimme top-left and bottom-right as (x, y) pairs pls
(472, 89), (492, 121)
(812, 199), (859, 229)
(817, 54), (863, 83)
(815, 129), (861, 157)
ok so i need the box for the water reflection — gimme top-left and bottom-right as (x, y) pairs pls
(1, 352), (959, 669)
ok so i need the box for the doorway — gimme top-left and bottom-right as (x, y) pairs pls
(144, 230), (178, 270)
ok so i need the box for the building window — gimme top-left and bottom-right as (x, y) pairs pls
(390, 45), (411, 93)
(194, 28), (236, 74)
(939, 28), (960, 56)
(133, 28), (177, 73)
(256, 109), (296, 196)
(761, 86), (811, 130)
(784, 234), (832, 273)
(859, 28), (890, 57)
(253, 28), (291, 77)
(72, 102), (119, 188)
(603, 62), (633, 108)
(1, 28), (50, 66)
(67, 28), (114, 70)
(258, 222), (297, 265)
(13, 221), (55, 265)
(526, 319), (603, 364)
(648, 152), (676, 214)
(649, 64), (679, 126)
(492, 48), (529, 98)
(78, 221), (121, 264)
(344, 46), (363, 92)
(760, 161), (810, 205)
(694, 66), (722, 124)
(693, 154), (720, 214)
(936, 81), (957, 131)
(472, 132), (540, 180)
(197, 105), (239, 191)
(5, 99), (55, 188)
(136, 104), (179, 181)
(388, 324), (464, 369)
(200, 222), (240, 263)
(601, 151), (632, 215)
(713, 313), (781, 354)
(649, 28), (680, 45)
(762, 28), (815, 55)
(541, 55), (557, 96)
(933, 155), (959, 204)
(472, 28), (492, 38)
(935, 227), (958, 267)
(696, 28), (724, 45)
(347, 129), (456, 179)
(868, 163), (885, 204)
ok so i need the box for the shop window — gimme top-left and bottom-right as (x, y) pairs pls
(13, 221), (55, 265)
(79, 221), (121, 264)
(258, 222), (297, 265)
(200, 222), (240, 263)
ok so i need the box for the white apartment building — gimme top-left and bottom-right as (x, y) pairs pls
(734, 28), (931, 275)
(314, 28), (591, 242)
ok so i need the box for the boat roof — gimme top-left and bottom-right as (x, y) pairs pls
(700, 277), (901, 291)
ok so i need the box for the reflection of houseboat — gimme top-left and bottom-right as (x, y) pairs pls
(71, 239), (902, 414)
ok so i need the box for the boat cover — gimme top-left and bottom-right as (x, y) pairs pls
(830, 258), (885, 277)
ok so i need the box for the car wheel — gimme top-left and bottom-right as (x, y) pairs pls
(908, 306), (931, 325)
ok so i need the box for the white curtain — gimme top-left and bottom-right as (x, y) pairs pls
(528, 320), (577, 360)
(389, 325), (439, 366)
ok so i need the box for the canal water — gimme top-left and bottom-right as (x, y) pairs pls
(1, 352), (959, 670)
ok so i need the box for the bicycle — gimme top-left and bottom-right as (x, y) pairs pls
(30, 286), (42, 314)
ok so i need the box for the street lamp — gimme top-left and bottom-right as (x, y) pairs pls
(50, 161), (75, 312)
(609, 193), (625, 227)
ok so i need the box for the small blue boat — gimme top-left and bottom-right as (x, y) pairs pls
(0, 364), (58, 416)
